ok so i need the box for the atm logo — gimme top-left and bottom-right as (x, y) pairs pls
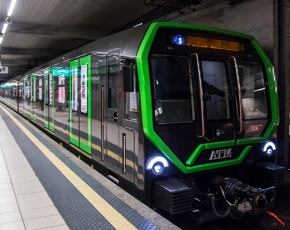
(209, 148), (232, 161)
(247, 125), (263, 132)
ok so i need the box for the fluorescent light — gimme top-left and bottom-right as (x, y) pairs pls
(7, 0), (17, 17)
(133, 23), (143, 27)
(0, 37), (3, 44)
(2, 23), (8, 34)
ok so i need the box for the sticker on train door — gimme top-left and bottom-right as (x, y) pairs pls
(72, 67), (78, 111)
(81, 65), (87, 113)
(49, 73), (53, 105)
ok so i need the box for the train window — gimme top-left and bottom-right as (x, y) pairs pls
(150, 55), (194, 123)
(238, 62), (267, 120)
(124, 65), (138, 121)
(108, 60), (118, 109)
(201, 61), (231, 120)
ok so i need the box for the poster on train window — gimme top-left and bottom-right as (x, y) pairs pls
(81, 65), (87, 113)
(33, 78), (36, 102)
(39, 88), (42, 100)
(49, 74), (52, 105)
(72, 68), (78, 111)
(129, 92), (138, 112)
(59, 87), (65, 103)
(39, 79), (42, 86)
(45, 78), (48, 105)
(58, 75), (65, 85)
(26, 87), (29, 98)
(30, 79), (33, 101)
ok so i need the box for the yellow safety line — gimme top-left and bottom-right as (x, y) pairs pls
(0, 105), (137, 230)
(3, 102), (144, 181)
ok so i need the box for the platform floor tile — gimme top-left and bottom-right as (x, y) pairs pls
(0, 114), (70, 230)
(0, 104), (180, 229)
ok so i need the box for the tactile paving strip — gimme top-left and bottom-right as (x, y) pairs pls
(0, 107), (158, 230)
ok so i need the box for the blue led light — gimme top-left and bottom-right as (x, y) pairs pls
(171, 35), (185, 45)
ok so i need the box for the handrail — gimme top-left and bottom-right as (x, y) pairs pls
(101, 85), (104, 161)
(230, 56), (243, 134)
(191, 53), (204, 138)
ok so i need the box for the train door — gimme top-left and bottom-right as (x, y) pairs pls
(20, 78), (25, 115)
(70, 60), (80, 146)
(36, 73), (44, 128)
(69, 57), (92, 154)
(30, 75), (36, 121)
(105, 52), (121, 168)
(44, 70), (49, 128)
(44, 68), (54, 132)
(25, 76), (30, 118)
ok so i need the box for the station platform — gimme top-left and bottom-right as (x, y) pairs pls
(0, 104), (179, 230)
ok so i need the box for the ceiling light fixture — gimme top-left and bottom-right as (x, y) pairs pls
(7, 0), (17, 17)
(2, 23), (8, 34)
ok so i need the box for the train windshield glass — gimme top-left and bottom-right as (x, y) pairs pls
(201, 61), (231, 120)
(150, 55), (194, 124)
(238, 62), (268, 120)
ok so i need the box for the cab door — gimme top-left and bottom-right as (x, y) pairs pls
(191, 54), (237, 162)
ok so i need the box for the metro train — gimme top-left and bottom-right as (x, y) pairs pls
(0, 22), (286, 224)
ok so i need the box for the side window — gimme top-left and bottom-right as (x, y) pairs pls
(108, 60), (118, 109)
(150, 56), (194, 123)
(238, 62), (267, 120)
(124, 65), (138, 121)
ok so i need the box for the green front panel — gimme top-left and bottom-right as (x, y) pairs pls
(136, 22), (279, 173)
(79, 56), (91, 154)
(70, 60), (79, 146)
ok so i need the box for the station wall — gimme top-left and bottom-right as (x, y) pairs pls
(162, 0), (277, 68)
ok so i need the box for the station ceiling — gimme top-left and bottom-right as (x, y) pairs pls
(0, 0), (240, 82)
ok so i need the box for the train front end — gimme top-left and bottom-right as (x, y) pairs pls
(136, 22), (285, 221)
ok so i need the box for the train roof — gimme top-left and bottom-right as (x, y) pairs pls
(21, 23), (151, 77)
(19, 21), (257, 79)
(1, 75), (23, 84)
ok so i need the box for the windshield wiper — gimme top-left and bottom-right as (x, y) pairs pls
(240, 55), (252, 84)
(165, 46), (193, 80)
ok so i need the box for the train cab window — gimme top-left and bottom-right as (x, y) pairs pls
(108, 61), (118, 109)
(201, 61), (231, 120)
(238, 62), (267, 120)
(124, 65), (138, 121)
(150, 55), (194, 124)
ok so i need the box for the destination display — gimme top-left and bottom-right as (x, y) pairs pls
(170, 34), (244, 52)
